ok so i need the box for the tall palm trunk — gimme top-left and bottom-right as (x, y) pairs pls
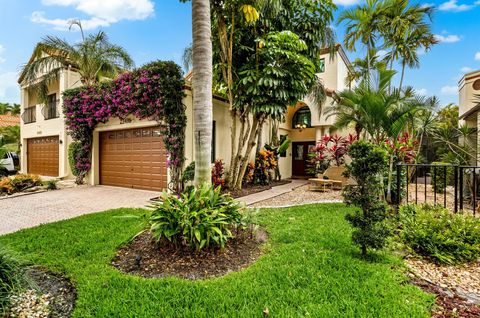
(399, 60), (406, 91)
(192, 0), (213, 186)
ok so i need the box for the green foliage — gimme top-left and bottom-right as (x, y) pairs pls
(44, 179), (58, 191)
(181, 161), (195, 184)
(343, 140), (390, 255)
(236, 31), (316, 119)
(398, 204), (480, 264)
(0, 204), (433, 317)
(149, 185), (246, 250)
(0, 245), (27, 313)
(430, 162), (454, 194)
(68, 141), (82, 177)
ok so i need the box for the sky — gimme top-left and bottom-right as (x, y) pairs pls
(0, 0), (479, 107)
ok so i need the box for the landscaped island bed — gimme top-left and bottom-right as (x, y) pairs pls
(0, 204), (433, 317)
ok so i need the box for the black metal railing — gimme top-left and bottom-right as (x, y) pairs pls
(41, 99), (60, 120)
(21, 106), (36, 124)
(396, 163), (480, 215)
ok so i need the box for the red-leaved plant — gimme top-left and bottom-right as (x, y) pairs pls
(309, 134), (357, 175)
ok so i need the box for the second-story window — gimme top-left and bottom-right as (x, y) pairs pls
(21, 106), (36, 124)
(319, 58), (325, 73)
(42, 94), (59, 120)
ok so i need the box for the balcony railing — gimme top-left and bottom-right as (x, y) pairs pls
(21, 106), (36, 124)
(42, 99), (60, 120)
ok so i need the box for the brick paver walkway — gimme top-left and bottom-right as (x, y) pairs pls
(237, 179), (308, 206)
(0, 186), (157, 235)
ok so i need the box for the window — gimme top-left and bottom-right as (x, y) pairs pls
(211, 121), (216, 163)
(42, 94), (59, 120)
(319, 58), (325, 73)
(292, 106), (311, 129)
(21, 106), (36, 124)
(279, 135), (287, 157)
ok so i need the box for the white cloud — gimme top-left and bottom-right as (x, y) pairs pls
(417, 88), (428, 96)
(0, 45), (5, 64)
(32, 0), (154, 30)
(440, 85), (458, 95)
(475, 52), (480, 61)
(333, 0), (361, 6)
(438, 0), (474, 12)
(0, 72), (19, 101)
(434, 34), (461, 43)
(376, 50), (388, 59)
(31, 11), (109, 30)
(461, 66), (473, 73)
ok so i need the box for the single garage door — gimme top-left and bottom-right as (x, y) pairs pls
(27, 136), (59, 177)
(99, 127), (168, 191)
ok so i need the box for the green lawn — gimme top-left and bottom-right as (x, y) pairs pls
(0, 204), (433, 317)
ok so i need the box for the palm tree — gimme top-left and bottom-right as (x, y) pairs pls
(381, 0), (437, 90)
(328, 65), (427, 202)
(20, 21), (134, 103)
(192, 0), (213, 186)
(338, 0), (387, 80)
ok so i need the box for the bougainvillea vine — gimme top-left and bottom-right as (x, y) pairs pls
(62, 61), (186, 192)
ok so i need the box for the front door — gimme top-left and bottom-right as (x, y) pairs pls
(292, 141), (316, 176)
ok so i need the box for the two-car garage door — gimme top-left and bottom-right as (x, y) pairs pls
(99, 126), (168, 191)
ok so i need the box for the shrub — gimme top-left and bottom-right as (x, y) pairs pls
(398, 204), (480, 264)
(254, 149), (277, 185)
(44, 179), (58, 190)
(243, 162), (255, 185)
(343, 140), (390, 255)
(211, 159), (226, 188)
(430, 162), (454, 194)
(181, 162), (195, 184)
(68, 141), (83, 177)
(0, 174), (42, 195)
(149, 184), (246, 250)
(181, 160), (226, 190)
(0, 245), (27, 313)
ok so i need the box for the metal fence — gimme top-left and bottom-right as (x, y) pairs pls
(396, 163), (480, 215)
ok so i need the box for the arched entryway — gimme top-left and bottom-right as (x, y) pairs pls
(291, 105), (316, 177)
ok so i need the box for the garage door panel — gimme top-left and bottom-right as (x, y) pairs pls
(100, 126), (167, 191)
(27, 136), (59, 177)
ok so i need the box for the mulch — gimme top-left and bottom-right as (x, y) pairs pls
(412, 278), (480, 318)
(111, 228), (267, 280)
(27, 267), (77, 318)
(227, 180), (291, 199)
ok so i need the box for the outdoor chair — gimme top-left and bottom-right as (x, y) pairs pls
(308, 166), (349, 191)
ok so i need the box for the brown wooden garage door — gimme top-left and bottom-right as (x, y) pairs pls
(99, 127), (168, 191)
(27, 136), (59, 177)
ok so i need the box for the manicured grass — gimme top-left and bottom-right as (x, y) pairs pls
(0, 204), (433, 317)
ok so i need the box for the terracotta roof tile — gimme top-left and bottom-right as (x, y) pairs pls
(0, 114), (20, 128)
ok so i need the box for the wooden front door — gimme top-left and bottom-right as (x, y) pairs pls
(27, 136), (59, 177)
(292, 141), (316, 176)
(99, 127), (168, 191)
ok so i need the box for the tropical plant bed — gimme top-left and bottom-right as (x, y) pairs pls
(0, 205), (434, 317)
(227, 179), (291, 198)
(112, 228), (267, 280)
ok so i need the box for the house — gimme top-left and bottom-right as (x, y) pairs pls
(458, 69), (480, 163)
(18, 44), (352, 191)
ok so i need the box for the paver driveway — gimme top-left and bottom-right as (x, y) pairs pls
(0, 186), (157, 235)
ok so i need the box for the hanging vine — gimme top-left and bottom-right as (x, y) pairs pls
(62, 61), (186, 192)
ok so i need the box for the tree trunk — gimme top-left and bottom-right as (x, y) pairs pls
(399, 61), (406, 91)
(192, 0), (213, 186)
